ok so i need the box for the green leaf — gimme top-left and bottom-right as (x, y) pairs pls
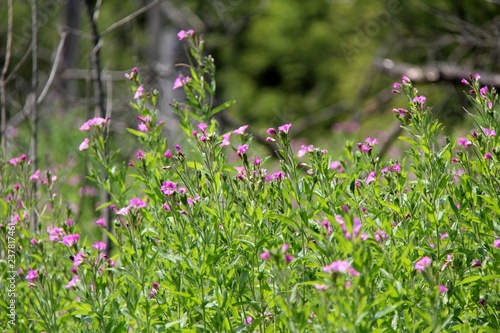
(210, 100), (236, 116)
(456, 275), (482, 286)
(126, 128), (147, 138)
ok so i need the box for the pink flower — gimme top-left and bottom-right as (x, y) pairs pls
(129, 197), (146, 208)
(47, 226), (64, 242)
(161, 181), (177, 195)
(484, 152), (492, 160)
(323, 260), (359, 276)
(482, 128), (497, 137)
(96, 217), (105, 227)
(134, 85), (144, 99)
(461, 78), (468, 85)
(493, 239), (500, 248)
(65, 275), (79, 288)
(237, 144), (249, 157)
(267, 128), (277, 135)
(365, 137), (378, 145)
(414, 256), (432, 272)
(438, 285), (448, 294)
(233, 125), (248, 135)
(281, 243), (289, 252)
(138, 123), (148, 132)
(393, 82), (401, 89)
(137, 150), (145, 160)
(73, 252), (85, 266)
(298, 144), (314, 158)
(457, 137), (472, 148)
(284, 253), (294, 264)
(93, 242), (107, 251)
(260, 251), (270, 260)
(220, 133), (231, 147)
(116, 206), (131, 215)
(366, 172), (377, 184)
(26, 270), (38, 282)
(278, 123), (292, 134)
(173, 75), (190, 89)
(392, 163), (401, 173)
(330, 161), (341, 170)
(61, 234), (80, 247)
(30, 238), (37, 245)
(30, 169), (41, 181)
(314, 284), (327, 291)
(79, 138), (89, 151)
(412, 96), (426, 108)
(198, 123), (207, 132)
(79, 117), (108, 131)
(244, 316), (253, 325)
(374, 230), (387, 242)
(402, 76), (410, 84)
(480, 86), (488, 97)
(177, 29), (194, 40)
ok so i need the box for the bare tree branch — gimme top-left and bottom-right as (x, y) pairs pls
(37, 30), (67, 105)
(375, 58), (500, 87)
(101, 0), (162, 37)
(1, 0), (13, 159)
(31, 0), (38, 231)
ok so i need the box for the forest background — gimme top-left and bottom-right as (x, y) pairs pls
(1, 0), (499, 219)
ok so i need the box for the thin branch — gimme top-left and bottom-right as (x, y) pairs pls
(375, 58), (500, 87)
(37, 30), (67, 105)
(1, 0), (13, 159)
(31, 0), (38, 231)
(5, 44), (32, 85)
(101, 0), (162, 37)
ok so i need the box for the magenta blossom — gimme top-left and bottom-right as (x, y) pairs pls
(414, 256), (432, 272)
(482, 128), (497, 137)
(457, 137), (472, 148)
(161, 181), (177, 195)
(278, 123), (292, 134)
(93, 242), (107, 251)
(284, 253), (294, 264)
(173, 75), (190, 89)
(220, 133), (231, 147)
(116, 206), (131, 216)
(26, 270), (38, 282)
(412, 96), (426, 108)
(47, 226), (64, 242)
(134, 85), (144, 99)
(438, 285), (448, 294)
(129, 197), (146, 208)
(366, 172), (377, 184)
(298, 144), (314, 158)
(233, 125), (248, 135)
(323, 260), (359, 276)
(61, 234), (80, 247)
(65, 275), (79, 288)
(237, 144), (249, 157)
(96, 217), (105, 227)
(260, 251), (270, 260)
(73, 252), (85, 266)
(79, 117), (109, 131)
(177, 29), (194, 40)
(79, 138), (89, 151)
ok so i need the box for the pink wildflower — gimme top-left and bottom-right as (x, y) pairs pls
(116, 206), (131, 215)
(439, 285), (448, 294)
(173, 75), (190, 89)
(278, 123), (292, 134)
(61, 234), (79, 247)
(65, 275), (79, 288)
(457, 137), (472, 148)
(493, 239), (500, 248)
(134, 85), (144, 99)
(129, 197), (146, 208)
(79, 138), (89, 151)
(26, 270), (38, 282)
(161, 181), (177, 195)
(93, 242), (107, 251)
(260, 251), (270, 260)
(220, 133), (231, 147)
(414, 256), (432, 272)
(47, 226), (64, 242)
(73, 252), (85, 266)
(237, 144), (249, 157)
(366, 172), (376, 184)
(177, 29), (194, 40)
(96, 217), (105, 227)
(233, 125), (248, 135)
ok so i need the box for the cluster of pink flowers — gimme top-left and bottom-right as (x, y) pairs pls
(323, 260), (360, 276)
(79, 117), (109, 131)
(177, 29), (194, 40)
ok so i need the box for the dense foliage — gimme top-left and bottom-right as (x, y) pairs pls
(1, 32), (500, 333)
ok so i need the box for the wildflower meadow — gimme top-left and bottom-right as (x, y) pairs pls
(1, 31), (500, 333)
